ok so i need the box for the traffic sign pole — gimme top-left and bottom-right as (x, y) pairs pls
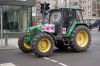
(0, 5), (3, 47)
(40, 2), (50, 24)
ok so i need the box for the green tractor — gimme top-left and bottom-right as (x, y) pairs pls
(18, 8), (91, 57)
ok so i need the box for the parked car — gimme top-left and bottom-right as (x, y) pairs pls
(90, 19), (100, 31)
(91, 19), (100, 27)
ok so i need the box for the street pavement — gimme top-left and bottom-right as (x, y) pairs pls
(0, 30), (100, 66)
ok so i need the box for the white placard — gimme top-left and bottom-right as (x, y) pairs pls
(42, 24), (55, 33)
(42, 24), (66, 34)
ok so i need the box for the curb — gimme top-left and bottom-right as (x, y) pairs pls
(90, 29), (99, 32)
(0, 46), (18, 50)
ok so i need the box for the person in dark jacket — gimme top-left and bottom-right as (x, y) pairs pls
(98, 24), (100, 31)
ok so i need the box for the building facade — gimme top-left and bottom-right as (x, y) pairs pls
(81, 0), (93, 20)
(70, 0), (100, 22)
(96, 0), (100, 17)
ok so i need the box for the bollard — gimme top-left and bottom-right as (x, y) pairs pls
(4, 35), (8, 47)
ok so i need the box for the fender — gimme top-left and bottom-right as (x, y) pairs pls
(44, 31), (56, 44)
(67, 20), (89, 37)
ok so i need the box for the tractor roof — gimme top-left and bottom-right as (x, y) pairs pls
(50, 8), (82, 12)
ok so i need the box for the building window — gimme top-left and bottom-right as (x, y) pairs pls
(88, 6), (89, 9)
(71, 2), (78, 6)
(88, 12), (91, 16)
(97, 4), (100, 9)
(83, 1), (84, 4)
(82, 12), (86, 16)
(98, 11), (100, 17)
(79, 1), (82, 3)
(88, 6), (91, 9)
(97, 0), (100, 2)
(85, 1), (86, 3)
(92, 14), (96, 16)
(83, 7), (84, 10)
(88, 0), (91, 3)
(85, 7), (86, 9)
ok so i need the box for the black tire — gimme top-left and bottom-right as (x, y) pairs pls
(18, 35), (32, 53)
(70, 25), (91, 52)
(32, 33), (54, 57)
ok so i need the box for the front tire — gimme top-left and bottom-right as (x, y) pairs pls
(70, 25), (91, 52)
(18, 35), (32, 53)
(32, 33), (54, 57)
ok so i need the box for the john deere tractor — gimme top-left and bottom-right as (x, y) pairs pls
(18, 8), (91, 57)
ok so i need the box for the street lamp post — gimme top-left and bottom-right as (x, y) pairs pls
(0, 5), (3, 47)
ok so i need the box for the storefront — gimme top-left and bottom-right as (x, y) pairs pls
(0, 0), (36, 46)
(0, 0), (36, 32)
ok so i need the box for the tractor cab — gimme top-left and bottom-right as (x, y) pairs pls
(42, 8), (84, 37)
(48, 8), (83, 26)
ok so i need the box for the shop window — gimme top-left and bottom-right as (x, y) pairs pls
(2, 5), (32, 32)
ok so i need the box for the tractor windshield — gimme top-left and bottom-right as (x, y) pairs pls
(76, 10), (83, 22)
(49, 12), (61, 24)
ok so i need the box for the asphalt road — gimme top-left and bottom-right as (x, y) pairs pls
(0, 31), (100, 66)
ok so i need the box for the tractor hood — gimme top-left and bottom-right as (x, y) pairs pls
(27, 25), (43, 31)
(26, 24), (56, 35)
(26, 25), (43, 35)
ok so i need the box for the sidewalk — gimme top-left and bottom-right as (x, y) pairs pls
(91, 28), (98, 31)
(0, 38), (18, 50)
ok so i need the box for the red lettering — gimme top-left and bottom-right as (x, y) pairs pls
(51, 26), (55, 30)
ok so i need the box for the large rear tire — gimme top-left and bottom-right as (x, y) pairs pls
(70, 25), (91, 52)
(32, 33), (54, 57)
(18, 35), (32, 53)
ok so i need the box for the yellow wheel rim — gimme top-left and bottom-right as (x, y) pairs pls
(76, 30), (89, 47)
(38, 38), (51, 53)
(24, 42), (31, 49)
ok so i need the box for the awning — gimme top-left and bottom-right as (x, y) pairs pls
(0, 0), (36, 6)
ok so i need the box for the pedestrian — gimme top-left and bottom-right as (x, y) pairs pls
(98, 24), (100, 31)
